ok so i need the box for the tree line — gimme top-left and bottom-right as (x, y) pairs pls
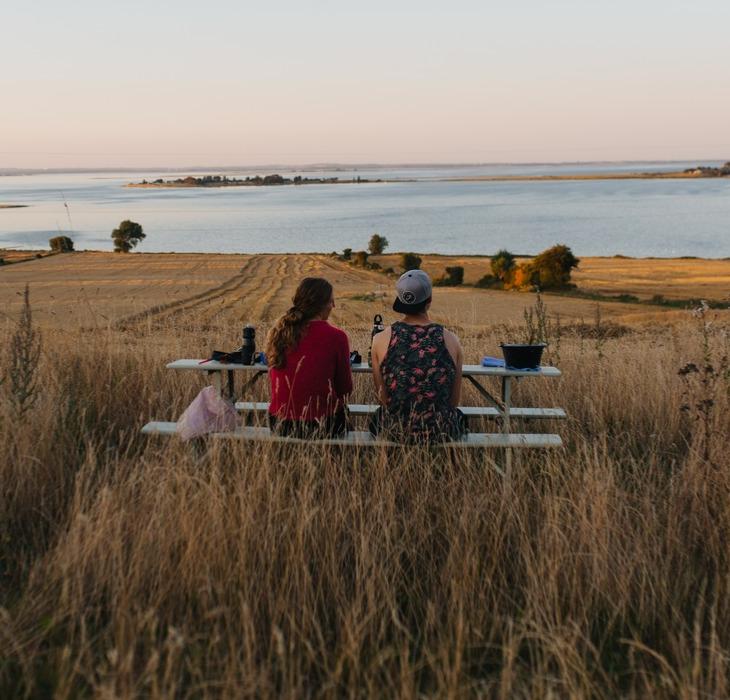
(340, 234), (579, 290)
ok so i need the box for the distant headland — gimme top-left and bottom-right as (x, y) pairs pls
(444, 162), (730, 183)
(127, 174), (382, 188)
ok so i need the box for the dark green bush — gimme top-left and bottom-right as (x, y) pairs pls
(49, 236), (74, 253)
(400, 253), (422, 271)
(434, 266), (464, 287)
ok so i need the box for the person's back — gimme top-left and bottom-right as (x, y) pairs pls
(371, 270), (464, 442)
(266, 277), (352, 437)
(269, 319), (351, 422)
(379, 320), (462, 441)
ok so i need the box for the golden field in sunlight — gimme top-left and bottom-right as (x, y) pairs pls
(1, 251), (728, 334)
(1, 250), (729, 697)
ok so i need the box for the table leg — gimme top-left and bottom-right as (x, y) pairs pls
(466, 375), (513, 481)
(502, 376), (513, 483)
(241, 371), (266, 395)
(465, 375), (502, 409)
(206, 369), (265, 400)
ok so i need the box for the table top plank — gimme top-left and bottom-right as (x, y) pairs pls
(167, 359), (561, 378)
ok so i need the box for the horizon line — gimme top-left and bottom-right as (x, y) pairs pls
(1, 157), (727, 176)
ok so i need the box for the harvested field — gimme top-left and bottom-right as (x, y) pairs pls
(3, 252), (728, 336)
(374, 253), (730, 303)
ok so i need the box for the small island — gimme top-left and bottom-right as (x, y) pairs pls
(0, 204), (29, 209)
(127, 174), (381, 188)
(682, 162), (730, 177)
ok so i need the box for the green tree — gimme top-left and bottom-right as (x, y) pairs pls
(368, 234), (389, 255)
(342, 248), (352, 261)
(111, 220), (145, 253)
(400, 252), (422, 271)
(490, 249), (516, 281)
(527, 244), (580, 289)
(49, 235), (74, 252)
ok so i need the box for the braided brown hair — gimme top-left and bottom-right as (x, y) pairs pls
(265, 278), (334, 369)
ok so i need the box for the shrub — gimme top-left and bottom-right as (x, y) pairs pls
(368, 234), (389, 255)
(111, 220), (146, 253)
(434, 266), (464, 287)
(400, 252), (422, 271)
(524, 244), (580, 290)
(476, 273), (501, 289)
(342, 248), (352, 261)
(352, 250), (369, 267)
(490, 249), (515, 281)
(49, 236), (74, 253)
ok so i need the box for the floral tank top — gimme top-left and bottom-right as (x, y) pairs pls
(380, 322), (461, 442)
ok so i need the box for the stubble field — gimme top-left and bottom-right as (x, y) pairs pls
(2, 251), (729, 333)
(1, 251), (729, 697)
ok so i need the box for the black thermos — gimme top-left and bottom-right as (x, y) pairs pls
(368, 314), (385, 367)
(241, 325), (256, 365)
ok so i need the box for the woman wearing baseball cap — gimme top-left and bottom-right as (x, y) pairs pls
(265, 277), (352, 437)
(370, 270), (465, 442)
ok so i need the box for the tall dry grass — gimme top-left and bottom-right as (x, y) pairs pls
(1, 306), (729, 698)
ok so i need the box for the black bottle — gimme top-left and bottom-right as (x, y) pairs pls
(241, 325), (256, 365)
(367, 314), (385, 367)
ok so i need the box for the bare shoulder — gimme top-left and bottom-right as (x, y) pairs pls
(442, 327), (462, 347)
(442, 327), (463, 361)
(372, 325), (392, 350)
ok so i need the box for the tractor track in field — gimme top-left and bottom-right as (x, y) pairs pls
(116, 255), (270, 328)
(117, 255), (334, 328)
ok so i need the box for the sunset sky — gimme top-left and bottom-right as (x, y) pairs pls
(2, 0), (729, 168)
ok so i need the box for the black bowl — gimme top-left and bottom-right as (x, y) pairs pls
(500, 343), (546, 370)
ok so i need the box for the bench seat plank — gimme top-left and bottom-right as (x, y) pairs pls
(141, 421), (562, 449)
(234, 402), (566, 420)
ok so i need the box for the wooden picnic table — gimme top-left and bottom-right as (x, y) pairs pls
(164, 359), (564, 472)
(142, 358), (566, 480)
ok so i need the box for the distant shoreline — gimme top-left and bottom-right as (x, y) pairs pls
(442, 170), (730, 183)
(125, 168), (730, 188)
(0, 204), (28, 208)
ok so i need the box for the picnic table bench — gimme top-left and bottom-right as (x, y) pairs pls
(141, 359), (566, 478)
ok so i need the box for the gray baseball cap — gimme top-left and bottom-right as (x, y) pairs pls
(393, 270), (432, 313)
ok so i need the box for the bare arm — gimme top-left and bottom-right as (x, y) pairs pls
(371, 327), (392, 407)
(444, 330), (463, 407)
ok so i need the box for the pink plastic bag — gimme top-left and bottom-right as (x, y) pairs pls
(176, 386), (238, 441)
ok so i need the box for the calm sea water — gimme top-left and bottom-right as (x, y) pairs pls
(1, 162), (729, 257)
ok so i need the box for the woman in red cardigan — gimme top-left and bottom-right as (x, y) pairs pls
(265, 277), (353, 437)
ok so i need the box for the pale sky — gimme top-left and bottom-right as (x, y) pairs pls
(2, 0), (729, 168)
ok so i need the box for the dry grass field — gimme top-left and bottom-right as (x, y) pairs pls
(1, 251), (730, 697)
